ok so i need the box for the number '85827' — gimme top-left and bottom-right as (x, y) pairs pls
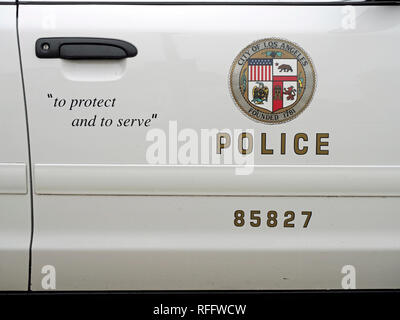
(233, 210), (312, 229)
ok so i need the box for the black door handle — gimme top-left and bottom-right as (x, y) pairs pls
(36, 37), (138, 60)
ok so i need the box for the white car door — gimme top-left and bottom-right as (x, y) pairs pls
(18, 0), (400, 290)
(0, 1), (31, 290)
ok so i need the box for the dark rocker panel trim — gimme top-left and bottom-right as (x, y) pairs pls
(16, 1), (400, 6)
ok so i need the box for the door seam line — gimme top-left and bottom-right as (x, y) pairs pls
(16, 1), (34, 292)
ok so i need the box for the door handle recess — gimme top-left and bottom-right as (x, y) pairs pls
(36, 37), (138, 60)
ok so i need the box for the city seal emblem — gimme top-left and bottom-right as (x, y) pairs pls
(229, 38), (316, 124)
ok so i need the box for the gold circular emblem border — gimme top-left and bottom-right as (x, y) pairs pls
(229, 38), (316, 125)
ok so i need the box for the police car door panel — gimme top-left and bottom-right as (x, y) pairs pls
(18, 1), (400, 290)
(0, 1), (31, 290)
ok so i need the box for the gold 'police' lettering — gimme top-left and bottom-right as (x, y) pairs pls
(216, 132), (330, 156)
(294, 133), (308, 155)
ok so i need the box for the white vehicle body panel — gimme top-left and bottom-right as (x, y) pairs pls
(14, 3), (400, 290)
(0, 4), (31, 290)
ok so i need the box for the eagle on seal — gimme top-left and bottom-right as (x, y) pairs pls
(251, 82), (269, 104)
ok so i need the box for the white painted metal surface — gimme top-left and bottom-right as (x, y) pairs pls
(0, 5), (31, 290)
(0, 164), (27, 194)
(18, 4), (400, 290)
(30, 196), (400, 290)
(34, 164), (400, 196)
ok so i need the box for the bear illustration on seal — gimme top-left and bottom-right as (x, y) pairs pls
(278, 64), (293, 72)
